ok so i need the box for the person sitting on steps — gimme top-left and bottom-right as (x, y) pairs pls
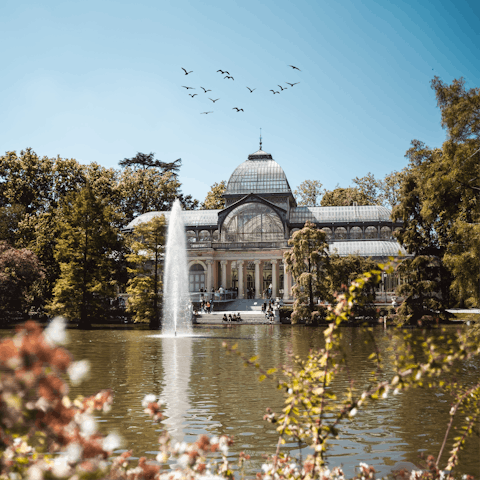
(222, 314), (228, 322)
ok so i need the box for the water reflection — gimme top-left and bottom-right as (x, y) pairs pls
(160, 337), (192, 443)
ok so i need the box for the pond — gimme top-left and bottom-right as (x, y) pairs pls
(43, 325), (480, 477)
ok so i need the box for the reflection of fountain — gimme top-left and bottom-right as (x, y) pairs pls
(163, 199), (191, 335)
(160, 337), (192, 443)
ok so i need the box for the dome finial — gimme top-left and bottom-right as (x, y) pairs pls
(259, 128), (262, 151)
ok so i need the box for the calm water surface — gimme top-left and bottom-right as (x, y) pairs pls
(42, 325), (480, 477)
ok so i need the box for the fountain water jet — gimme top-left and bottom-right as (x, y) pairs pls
(163, 199), (192, 335)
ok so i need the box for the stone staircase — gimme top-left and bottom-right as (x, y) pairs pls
(194, 298), (279, 324)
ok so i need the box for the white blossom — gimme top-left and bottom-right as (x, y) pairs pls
(44, 317), (67, 346)
(80, 414), (97, 436)
(103, 433), (122, 451)
(67, 360), (90, 385)
(349, 407), (358, 417)
(52, 457), (70, 477)
(26, 465), (43, 480)
(66, 443), (82, 463)
(174, 441), (188, 454)
(142, 394), (157, 408)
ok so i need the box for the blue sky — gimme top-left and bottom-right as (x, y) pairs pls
(1, 0), (479, 204)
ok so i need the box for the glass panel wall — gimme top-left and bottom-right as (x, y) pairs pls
(222, 203), (284, 242)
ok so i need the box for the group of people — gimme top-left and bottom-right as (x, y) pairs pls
(262, 300), (275, 323)
(222, 313), (243, 322)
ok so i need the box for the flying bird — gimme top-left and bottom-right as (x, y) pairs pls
(224, 76), (234, 80)
(278, 85), (287, 91)
(246, 87), (256, 93)
(200, 87), (212, 93)
(209, 98), (220, 103)
(189, 94), (197, 98)
(217, 69), (225, 74)
(182, 86), (195, 90)
(182, 68), (193, 75)
(201, 111), (213, 114)
(286, 82), (300, 87)
(233, 107), (244, 112)
(270, 90), (280, 94)
(288, 65), (301, 71)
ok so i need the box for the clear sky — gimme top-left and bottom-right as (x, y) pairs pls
(1, 0), (479, 204)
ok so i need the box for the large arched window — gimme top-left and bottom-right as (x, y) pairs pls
(221, 203), (284, 242)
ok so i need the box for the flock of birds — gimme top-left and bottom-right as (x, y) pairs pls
(180, 65), (301, 114)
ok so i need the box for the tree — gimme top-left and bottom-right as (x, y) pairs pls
(48, 186), (122, 328)
(119, 152), (182, 175)
(396, 256), (446, 324)
(202, 181), (226, 209)
(352, 173), (381, 205)
(321, 187), (373, 206)
(0, 242), (44, 324)
(0, 204), (25, 245)
(0, 148), (54, 215)
(327, 254), (379, 307)
(283, 222), (330, 324)
(293, 180), (323, 206)
(393, 77), (480, 308)
(378, 168), (408, 209)
(126, 216), (165, 328)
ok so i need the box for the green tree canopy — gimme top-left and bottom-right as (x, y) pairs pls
(283, 221), (330, 324)
(201, 181), (226, 209)
(321, 187), (373, 206)
(119, 152), (182, 175)
(393, 77), (480, 307)
(293, 180), (323, 206)
(48, 186), (122, 328)
(126, 216), (165, 328)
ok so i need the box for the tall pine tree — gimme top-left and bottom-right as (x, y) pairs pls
(48, 186), (122, 328)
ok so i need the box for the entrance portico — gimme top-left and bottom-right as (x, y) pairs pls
(188, 254), (288, 299)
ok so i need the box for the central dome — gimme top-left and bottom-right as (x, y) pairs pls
(225, 149), (292, 195)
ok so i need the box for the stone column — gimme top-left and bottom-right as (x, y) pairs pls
(271, 260), (278, 299)
(283, 263), (292, 300)
(254, 260), (261, 299)
(206, 260), (213, 292)
(237, 261), (244, 299)
(220, 260), (227, 290)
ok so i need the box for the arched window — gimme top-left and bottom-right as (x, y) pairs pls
(186, 230), (197, 243)
(365, 226), (378, 239)
(212, 230), (220, 241)
(189, 263), (205, 292)
(350, 226), (362, 239)
(380, 226), (392, 239)
(335, 227), (347, 240)
(221, 203), (284, 242)
(199, 230), (211, 241)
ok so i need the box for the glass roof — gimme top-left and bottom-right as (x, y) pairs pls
(290, 205), (393, 223)
(225, 149), (292, 195)
(328, 240), (408, 257)
(126, 210), (221, 230)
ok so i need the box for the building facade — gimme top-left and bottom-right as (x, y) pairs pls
(125, 147), (407, 300)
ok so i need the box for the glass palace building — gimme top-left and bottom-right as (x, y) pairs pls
(125, 147), (407, 300)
